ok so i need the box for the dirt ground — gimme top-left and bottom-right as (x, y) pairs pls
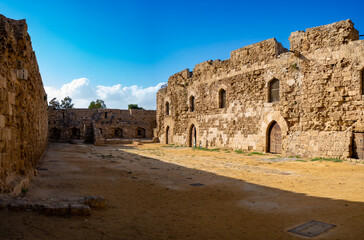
(1, 142), (364, 240)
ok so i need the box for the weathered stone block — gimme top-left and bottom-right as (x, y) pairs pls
(84, 195), (106, 208)
(69, 203), (91, 216)
(44, 203), (70, 216)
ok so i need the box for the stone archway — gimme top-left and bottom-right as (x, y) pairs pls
(71, 127), (80, 139)
(114, 128), (123, 138)
(259, 111), (289, 153)
(268, 121), (282, 154)
(189, 124), (197, 147)
(166, 126), (170, 144)
(137, 127), (146, 138)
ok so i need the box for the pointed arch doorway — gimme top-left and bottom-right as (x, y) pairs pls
(166, 126), (170, 144)
(189, 124), (197, 147)
(268, 121), (282, 154)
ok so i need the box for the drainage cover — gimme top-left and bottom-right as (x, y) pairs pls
(288, 220), (336, 237)
(190, 183), (204, 186)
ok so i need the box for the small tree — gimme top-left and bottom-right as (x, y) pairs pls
(49, 97), (61, 109)
(88, 99), (107, 109)
(128, 104), (144, 110)
(60, 96), (74, 109)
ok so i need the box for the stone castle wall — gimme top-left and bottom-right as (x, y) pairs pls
(48, 108), (156, 144)
(0, 15), (48, 193)
(156, 20), (364, 159)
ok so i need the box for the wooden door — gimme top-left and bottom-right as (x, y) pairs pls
(269, 122), (282, 154)
(352, 132), (364, 159)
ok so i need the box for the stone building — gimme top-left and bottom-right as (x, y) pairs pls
(48, 108), (156, 145)
(0, 15), (48, 193)
(156, 20), (364, 159)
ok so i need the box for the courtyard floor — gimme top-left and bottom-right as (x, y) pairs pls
(1, 142), (364, 239)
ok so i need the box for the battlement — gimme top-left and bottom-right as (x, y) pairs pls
(231, 38), (287, 64)
(289, 19), (359, 52)
(163, 20), (360, 90)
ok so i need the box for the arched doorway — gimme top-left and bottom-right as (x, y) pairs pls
(189, 124), (197, 147)
(137, 127), (146, 138)
(71, 127), (80, 139)
(166, 126), (170, 144)
(114, 128), (123, 138)
(268, 121), (282, 154)
(50, 128), (61, 140)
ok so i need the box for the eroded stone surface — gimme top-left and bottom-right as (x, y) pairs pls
(84, 195), (106, 208)
(156, 20), (363, 159)
(0, 14), (48, 193)
(0, 195), (105, 216)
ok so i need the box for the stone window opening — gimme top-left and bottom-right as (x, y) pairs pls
(165, 102), (170, 115)
(268, 79), (280, 103)
(189, 96), (195, 112)
(99, 128), (103, 135)
(219, 89), (226, 108)
(137, 127), (146, 138)
(105, 112), (108, 118)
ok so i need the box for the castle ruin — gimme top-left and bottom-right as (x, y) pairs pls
(48, 108), (156, 145)
(156, 20), (364, 159)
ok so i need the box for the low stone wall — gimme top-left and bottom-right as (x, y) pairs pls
(48, 108), (157, 144)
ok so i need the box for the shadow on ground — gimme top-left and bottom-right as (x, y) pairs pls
(0, 143), (363, 240)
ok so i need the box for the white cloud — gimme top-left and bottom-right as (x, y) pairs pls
(45, 78), (165, 110)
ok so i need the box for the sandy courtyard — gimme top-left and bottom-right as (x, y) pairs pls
(1, 142), (364, 240)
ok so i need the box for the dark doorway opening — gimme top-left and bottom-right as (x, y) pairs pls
(71, 128), (80, 139)
(189, 124), (197, 147)
(352, 132), (364, 159)
(166, 126), (170, 144)
(84, 126), (95, 144)
(137, 127), (146, 138)
(114, 128), (123, 138)
(50, 128), (61, 140)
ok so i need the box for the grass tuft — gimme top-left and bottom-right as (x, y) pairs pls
(250, 152), (264, 155)
(234, 150), (245, 154)
(193, 147), (220, 152)
(310, 157), (343, 162)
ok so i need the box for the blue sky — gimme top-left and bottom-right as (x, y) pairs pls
(1, 0), (363, 109)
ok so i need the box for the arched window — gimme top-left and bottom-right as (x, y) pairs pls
(269, 79), (280, 103)
(165, 102), (170, 115)
(189, 96), (195, 112)
(219, 89), (226, 108)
